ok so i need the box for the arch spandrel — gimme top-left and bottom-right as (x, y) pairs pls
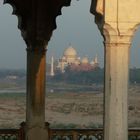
(105, 0), (140, 35)
(104, 0), (140, 22)
(91, 0), (140, 42)
(118, 0), (140, 22)
(3, 0), (72, 47)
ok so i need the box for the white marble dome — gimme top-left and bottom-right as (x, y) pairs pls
(81, 57), (89, 64)
(64, 46), (77, 57)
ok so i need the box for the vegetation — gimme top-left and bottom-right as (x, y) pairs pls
(49, 68), (140, 84)
(49, 67), (104, 85)
(50, 123), (77, 129)
(0, 69), (25, 78)
(0, 68), (140, 86)
(130, 68), (140, 83)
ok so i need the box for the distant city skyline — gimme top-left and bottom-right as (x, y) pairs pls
(0, 0), (140, 69)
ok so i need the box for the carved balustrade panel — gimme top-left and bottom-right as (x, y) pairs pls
(49, 129), (140, 140)
(129, 129), (140, 140)
(0, 129), (24, 140)
(49, 129), (103, 140)
(0, 128), (140, 140)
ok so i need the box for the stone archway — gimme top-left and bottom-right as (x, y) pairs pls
(46, 0), (104, 129)
(2, 0), (140, 140)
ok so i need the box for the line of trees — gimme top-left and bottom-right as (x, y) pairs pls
(50, 68), (104, 85)
(130, 68), (140, 83)
(0, 69), (26, 78)
(0, 68), (140, 84)
(49, 68), (140, 85)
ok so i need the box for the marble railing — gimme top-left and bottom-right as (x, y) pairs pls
(49, 128), (140, 140)
(0, 125), (140, 140)
(0, 123), (24, 140)
(0, 129), (24, 140)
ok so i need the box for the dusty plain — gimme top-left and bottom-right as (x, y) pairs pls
(0, 84), (139, 129)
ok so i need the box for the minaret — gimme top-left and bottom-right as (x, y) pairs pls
(50, 56), (55, 76)
(94, 54), (99, 67)
(94, 54), (98, 63)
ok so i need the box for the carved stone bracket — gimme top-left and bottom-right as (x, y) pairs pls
(103, 24), (134, 46)
(90, 0), (140, 47)
(90, 0), (104, 31)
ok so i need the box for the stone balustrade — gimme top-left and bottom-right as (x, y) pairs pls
(1, 125), (140, 140)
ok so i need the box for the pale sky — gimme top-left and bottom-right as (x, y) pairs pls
(0, 0), (140, 69)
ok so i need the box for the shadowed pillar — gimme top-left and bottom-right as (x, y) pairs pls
(26, 45), (48, 140)
(3, 0), (71, 139)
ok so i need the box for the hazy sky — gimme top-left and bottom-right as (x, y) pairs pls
(0, 0), (140, 69)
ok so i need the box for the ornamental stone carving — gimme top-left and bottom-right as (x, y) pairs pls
(91, 0), (140, 45)
(4, 0), (72, 48)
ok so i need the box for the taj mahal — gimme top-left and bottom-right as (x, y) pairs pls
(50, 44), (99, 75)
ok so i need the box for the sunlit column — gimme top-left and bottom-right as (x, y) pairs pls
(103, 30), (131, 140)
(26, 46), (48, 140)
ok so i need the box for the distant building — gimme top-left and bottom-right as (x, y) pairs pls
(50, 44), (99, 75)
(6, 75), (18, 80)
(50, 56), (55, 76)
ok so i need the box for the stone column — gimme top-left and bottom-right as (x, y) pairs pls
(103, 26), (132, 140)
(26, 44), (48, 140)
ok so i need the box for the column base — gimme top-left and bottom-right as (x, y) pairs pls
(26, 127), (49, 140)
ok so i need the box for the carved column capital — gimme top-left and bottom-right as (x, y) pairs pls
(24, 37), (48, 53)
(90, 0), (140, 48)
(102, 23), (140, 47)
